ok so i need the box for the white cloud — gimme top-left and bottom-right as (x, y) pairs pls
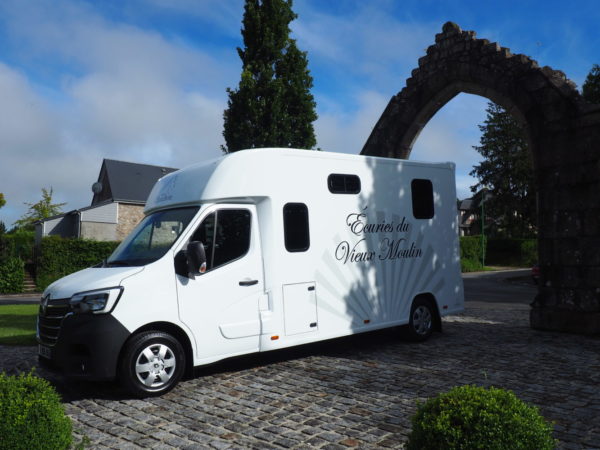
(315, 90), (389, 154)
(293, 2), (438, 95)
(0, 62), (95, 226)
(0, 1), (233, 227)
(411, 94), (489, 199)
(141, 0), (243, 34)
(0, 63), (59, 156)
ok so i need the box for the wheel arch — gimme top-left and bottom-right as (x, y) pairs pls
(413, 292), (442, 332)
(121, 321), (195, 378)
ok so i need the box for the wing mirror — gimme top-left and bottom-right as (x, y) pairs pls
(186, 241), (207, 275)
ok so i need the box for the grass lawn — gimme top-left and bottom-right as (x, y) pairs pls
(0, 304), (38, 346)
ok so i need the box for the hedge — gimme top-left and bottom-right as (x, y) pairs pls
(486, 238), (537, 267)
(37, 236), (120, 290)
(0, 231), (34, 262)
(0, 371), (72, 450)
(460, 236), (486, 272)
(0, 258), (24, 294)
(460, 236), (537, 271)
(407, 385), (556, 449)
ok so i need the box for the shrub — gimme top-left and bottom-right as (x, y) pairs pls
(37, 236), (119, 290)
(460, 236), (485, 263)
(520, 239), (538, 267)
(461, 258), (482, 273)
(486, 238), (537, 267)
(407, 385), (556, 450)
(0, 258), (24, 294)
(460, 236), (486, 272)
(0, 230), (34, 262)
(0, 371), (72, 450)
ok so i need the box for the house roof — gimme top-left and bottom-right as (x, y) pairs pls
(458, 189), (493, 212)
(92, 159), (179, 206)
(458, 198), (474, 211)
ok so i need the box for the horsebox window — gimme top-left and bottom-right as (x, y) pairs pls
(328, 174), (361, 194)
(283, 203), (310, 252)
(411, 179), (434, 219)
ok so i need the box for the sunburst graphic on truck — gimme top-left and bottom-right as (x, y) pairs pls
(315, 208), (446, 327)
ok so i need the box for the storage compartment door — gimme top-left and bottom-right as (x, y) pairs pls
(283, 282), (318, 336)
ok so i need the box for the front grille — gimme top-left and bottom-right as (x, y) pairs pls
(38, 297), (71, 346)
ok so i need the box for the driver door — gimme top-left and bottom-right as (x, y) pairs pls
(175, 204), (264, 363)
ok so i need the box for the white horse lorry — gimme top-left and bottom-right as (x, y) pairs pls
(37, 148), (464, 397)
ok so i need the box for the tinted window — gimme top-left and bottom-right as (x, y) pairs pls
(213, 210), (251, 268)
(191, 209), (251, 271)
(328, 174), (361, 194)
(411, 179), (434, 219)
(283, 203), (310, 252)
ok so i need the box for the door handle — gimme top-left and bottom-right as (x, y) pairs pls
(239, 279), (258, 286)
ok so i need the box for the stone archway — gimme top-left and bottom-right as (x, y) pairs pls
(362, 22), (600, 334)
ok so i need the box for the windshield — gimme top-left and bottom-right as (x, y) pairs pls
(106, 206), (199, 266)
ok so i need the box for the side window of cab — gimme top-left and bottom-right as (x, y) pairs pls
(191, 209), (251, 271)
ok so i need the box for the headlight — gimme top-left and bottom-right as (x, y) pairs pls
(70, 287), (123, 314)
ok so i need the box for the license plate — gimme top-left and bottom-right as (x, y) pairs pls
(38, 344), (52, 359)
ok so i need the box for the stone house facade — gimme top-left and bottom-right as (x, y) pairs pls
(36, 159), (178, 243)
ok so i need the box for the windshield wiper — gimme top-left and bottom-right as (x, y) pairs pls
(105, 260), (133, 267)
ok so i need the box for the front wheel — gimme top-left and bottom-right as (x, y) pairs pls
(406, 297), (435, 342)
(119, 331), (185, 397)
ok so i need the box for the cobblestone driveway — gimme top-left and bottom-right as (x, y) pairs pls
(2, 300), (600, 449)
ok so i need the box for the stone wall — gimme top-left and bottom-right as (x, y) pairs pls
(116, 203), (145, 241)
(362, 22), (600, 334)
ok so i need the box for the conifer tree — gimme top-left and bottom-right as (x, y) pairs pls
(223, 0), (317, 152)
(470, 103), (536, 238)
(582, 64), (600, 104)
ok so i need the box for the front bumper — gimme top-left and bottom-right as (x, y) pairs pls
(38, 313), (130, 380)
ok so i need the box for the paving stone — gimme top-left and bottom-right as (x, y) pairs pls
(135, 438), (161, 448)
(2, 301), (600, 449)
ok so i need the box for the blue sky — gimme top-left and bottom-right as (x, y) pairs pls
(0, 0), (598, 227)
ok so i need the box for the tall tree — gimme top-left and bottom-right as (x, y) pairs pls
(582, 64), (600, 104)
(470, 103), (536, 238)
(15, 188), (66, 231)
(223, 0), (317, 153)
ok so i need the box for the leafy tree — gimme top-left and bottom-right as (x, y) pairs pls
(470, 103), (536, 238)
(223, 0), (317, 153)
(582, 64), (600, 104)
(0, 193), (5, 210)
(15, 188), (66, 231)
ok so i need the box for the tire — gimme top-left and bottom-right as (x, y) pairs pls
(119, 331), (185, 397)
(406, 297), (435, 342)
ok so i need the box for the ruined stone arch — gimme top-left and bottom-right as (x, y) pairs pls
(362, 22), (600, 334)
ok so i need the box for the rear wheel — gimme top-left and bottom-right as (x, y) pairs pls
(119, 331), (185, 397)
(406, 297), (435, 342)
